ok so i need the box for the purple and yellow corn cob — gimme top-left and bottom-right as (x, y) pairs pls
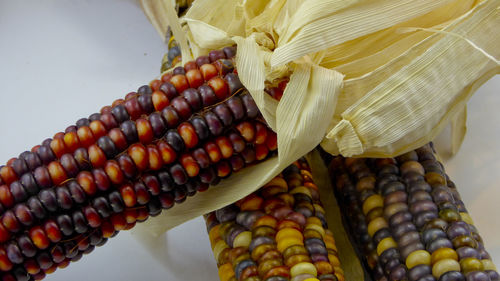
(329, 144), (499, 281)
(204, 159), (345, 281)
(0, 47), (279, 280)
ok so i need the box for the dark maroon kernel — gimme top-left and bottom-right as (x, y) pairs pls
(56, 214), (74, 236)
(383, 259), (401, 275)
(63, 241), (78, 258)
(241, 147), (256, 164)
(162, 107), (181, 128)
(401, 243), (425, 260)
(214, 59), (234, 75)
(37, 145), (56, 165)
(120, 120), (139, 143)
(408, 190), (433, 204)
(171, 96), (192, 120)
(174, 186), (187, 203)
(111, 104), (130, 123)
(424, 218), (448, 231)
(83, 245), (95, 255)
(159, 82), (178, 100)
(108, 191), (124, 213)
(439, 271), (465, 281)
(26, 197), (46, 220)
(134, 182), (150, 205)
(214, 104), (233, 127)
(241, 93), (259, 118)
(229, 155), (245, 172)
(159, 192), (175, 209)
(97, 136), (117, 158)
(88, 113), (101, 122)
(92, 197), (112, 218)
(76, 118), (90, 128)
(170, 164), (188, 185)
(10, 159), (28, 177)
(165, 130), (185, 153)
(392, 222), (417, 239)
(373, 228), (392, 244)
(95, 237), (108, 247)
(465, 271), (490, 281)
(380, 181), (404, 194)
(185, 178), (200, 194)
(51, 244), (66, 263)
(457, 246), (480, 260)
(408, 264), (432, 281)
(100, 113), (118, 130)
(138, 85), (152, 95)
(223, 46), (237, 59)
(147, 197), (162, 216)
(143, 174), (161, 196)
(183, 88), (202, 111)
(205, 112), (224, 136)
(67, 180), (86, 204)
(56, 186), (73, 210)
(199, 85), (218, 106)
(195, 55), (210, 67)
(398, 231), (420, 248)
(229, 132), (245, 153)
(157, 170), (175, 192)
(17, 234), (36, 258)
(74, 147), (91, 170)
(93, 168), (110, 192)
(12, 266), (30, 281)
(486, 271), (500, 281)
(6, 242), (23, 264)
(209, 50), (226, 62)
(190, 117), (210, 141)
(149, 112), (167, 137)
(60, 154), (79, 178)
(379, 248), (400, 265)
(118, 154), (137, 179)
(410, 200), (438, 214)
(10, 181), (28, 203)
(138, 93), (155, 113)
(427, 237), (454, 252)
(72, 211), (88, 234)
(192, 148), (210, 169)
(38, 189), (57, 212)
(33, 166), (52, 189)
(173, 66), (186, 75)
(22, 152), (42, 171)
(41, 138), (53, 147)
(226, 96), (245, 120)
(225, 73), (244, 95)
(414, 211), (439, 229)
(65, 125), (78, 133)
(89, 230), (104, 246)
(14, 204), (34, 226)
(403, 172), (425, 184)
(199, 167), (217, 184)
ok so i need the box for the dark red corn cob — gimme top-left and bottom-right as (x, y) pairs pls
(0, 46), (284, 280)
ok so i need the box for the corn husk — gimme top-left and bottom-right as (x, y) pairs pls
(134, 1), (500, 276)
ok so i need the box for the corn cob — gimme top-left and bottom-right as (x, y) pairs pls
(204, 159), (345, 281)
(328, 144), (499, 281)
(0, 47), (279, 280)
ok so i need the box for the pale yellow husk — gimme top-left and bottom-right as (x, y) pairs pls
(134, 0), (499, 276)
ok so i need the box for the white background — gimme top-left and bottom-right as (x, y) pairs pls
(0, 1), (498, 280)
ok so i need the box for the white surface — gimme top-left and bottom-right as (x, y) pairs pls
(0, 1), (498, 281)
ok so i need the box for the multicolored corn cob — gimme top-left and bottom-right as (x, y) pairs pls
(328, 144), (499, 281)
(0, 47), (279, 280)
(204, 159), (345, 281)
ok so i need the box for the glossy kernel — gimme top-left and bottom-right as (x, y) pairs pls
(178, 122), (199, 149)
